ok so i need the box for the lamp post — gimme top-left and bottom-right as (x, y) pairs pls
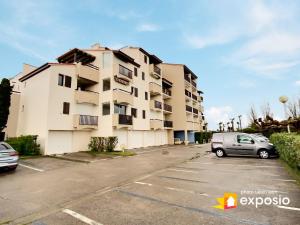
(238, 115), (242, 130)
(279, 96), (290, 133)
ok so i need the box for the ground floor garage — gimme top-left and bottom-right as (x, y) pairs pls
(174, 130), (195, 143)
(114, 129), (171, 150)
(46, 130), (91, 155)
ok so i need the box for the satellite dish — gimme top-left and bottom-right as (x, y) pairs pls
(279, 96), (288, 104)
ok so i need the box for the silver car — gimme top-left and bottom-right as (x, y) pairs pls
(0, 142), (19, 170)
(211, 132), (277, 159)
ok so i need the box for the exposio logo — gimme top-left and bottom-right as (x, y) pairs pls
(214, 191), (290, 210)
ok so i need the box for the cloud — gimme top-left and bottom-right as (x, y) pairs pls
(237, 79), (257, 88)
(137, 23), (160, 32)
(295, 80), (300, 86)
(205, 106), (233, 129)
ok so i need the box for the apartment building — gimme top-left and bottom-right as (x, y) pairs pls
(6, 44), (205, 155)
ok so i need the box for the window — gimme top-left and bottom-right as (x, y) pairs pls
(134, 88), (138, 97)
(142, 72), (145, 80)
(134, 67), (138, 77)
(142, 110), (146, 119)
(114, 104), (127, 115)
(237, 135), (254, 144)
(144, 55), (147, 64)
(58, 74), (64, 86)
(63, 102), (70, 114)
(102, 103), (110, 115)
(131, 86), (134, 95)
(0, 144), (8, 150)
(131, 108), (137, 118)
(58, 74), (71, 88)
(103, 79), (111, 91)
(145, 92), (148, 100)
(65, 76), (72, 88)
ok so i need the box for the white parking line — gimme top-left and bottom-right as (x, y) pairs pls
(187, 162), (283, 168)
(135, 181), (153, 186)
(63, 209), (103, 225)
(134, 181), (208, 197)
(277, 205), (300, 211)
(167, 168), (198, 174)
(18, 163), (44, 172)
(273, 179), (296, 182)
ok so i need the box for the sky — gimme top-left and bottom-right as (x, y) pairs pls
(0, 0), (299, 130)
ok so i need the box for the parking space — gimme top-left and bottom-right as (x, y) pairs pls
(32, 146), (300, 225)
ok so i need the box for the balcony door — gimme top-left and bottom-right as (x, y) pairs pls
(114, 104), (127, 115)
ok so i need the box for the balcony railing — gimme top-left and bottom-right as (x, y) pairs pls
(150, 119), (163, 130)
(149, 82), (162, 96)
(185, 89), (191, 97)
(184, 74), (191, 82)
(163, 103), (172, 112)
(162, 88), (172, 96)
(118, 114), (133, 125)
(193, 108), (198, 114)
(113, 88), (133, 105)
(154, 100), (162, 109)
(75, 90), (99, 105)
(186, 105), (193, 112)
(79, 115), (98, 125)
(119, 65), (133, 79)
(191, 80), (196, 87)
(154, 65), (161, 75)
(164, 120), (173, 128)
(192, 94), (197, 101)
(76, 63), (99, 83)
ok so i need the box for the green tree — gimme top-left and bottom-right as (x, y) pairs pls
(0, 78), (12, 132)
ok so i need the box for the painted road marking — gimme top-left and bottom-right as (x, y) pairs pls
(63, 209), (103, 225)
(187, 162), (283, 168)
(135, 181), (153, 186)
(273, 179), (297, 182)
(167, 168), (199, 173)
(276, 205), (300, 211)
(19, 163), (44, 172)
(134, 181), (209, 197)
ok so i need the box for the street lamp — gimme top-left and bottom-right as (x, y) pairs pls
(279, 96), (290, 133)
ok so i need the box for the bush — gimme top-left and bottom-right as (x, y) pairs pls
(88, 136), (118, 152)
(195, 132), (212, 144)
(6, 135), (40, 156)
(270, 133), (300, 170)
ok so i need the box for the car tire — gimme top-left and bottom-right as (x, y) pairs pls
(259, 150), (269, 159)
(216, 149), (225, 157)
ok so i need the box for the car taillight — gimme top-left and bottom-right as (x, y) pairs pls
(9, 151), (19, 156)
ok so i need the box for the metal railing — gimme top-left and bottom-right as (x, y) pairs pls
(162, 88), (171, 96)
(164, 120), (173, 127)
(186, 105), (193, 112)
(154, 65), (161, 75)
(184, 74), (191, 82)
(193, 108), (198, 114)
(185, 89), (191, 97)
(119, 65), (133, 79)
(163, 103), (172, 112)
(79, 115), (98, 125)
(118, 114), (133, 125)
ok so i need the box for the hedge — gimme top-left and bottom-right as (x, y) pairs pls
(88, 136), (118, 152)
(195, 132), (212, 144)
(270, 133), (300, 170)
(6, 135), (40, 156)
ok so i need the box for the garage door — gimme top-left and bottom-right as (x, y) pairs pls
(47, 131), (73, 155)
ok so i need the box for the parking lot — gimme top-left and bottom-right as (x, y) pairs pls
(1, 144), (299, 225)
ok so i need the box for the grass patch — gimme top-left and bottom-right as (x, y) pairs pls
(89, 151), (136, 157)
(279, 159), (300, 187)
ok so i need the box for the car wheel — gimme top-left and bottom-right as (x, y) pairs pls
(216, 149), (225, 157)
(259, 150), (269, 159)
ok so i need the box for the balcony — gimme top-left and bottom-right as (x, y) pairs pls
(73, 114), (98, 130)
(117, 64), (133, 81)
(74, 90), (99, 105)
(185, 89), (191, 102)
(162, 88), (171, 99)
(113, 114), (133, 128)
(192, 94), (198, 102)
(193, 108), (198, 117)
(198, 95), (203, 102)
(150, 64), (161, 79)
(113, 89), (133, 105)
(76, 63), (99, 83)
(199, 105), (204, 112)
(149, 82), (162, 96)
(186, 105), (193, 114)
(163, 103), (172, 113)
(184, 74), (191, 83)
(150, 100), (162, 111)
(191, 80), (196, 88)
(164, 120), (173, 129)
(150, 119), (163, 130)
